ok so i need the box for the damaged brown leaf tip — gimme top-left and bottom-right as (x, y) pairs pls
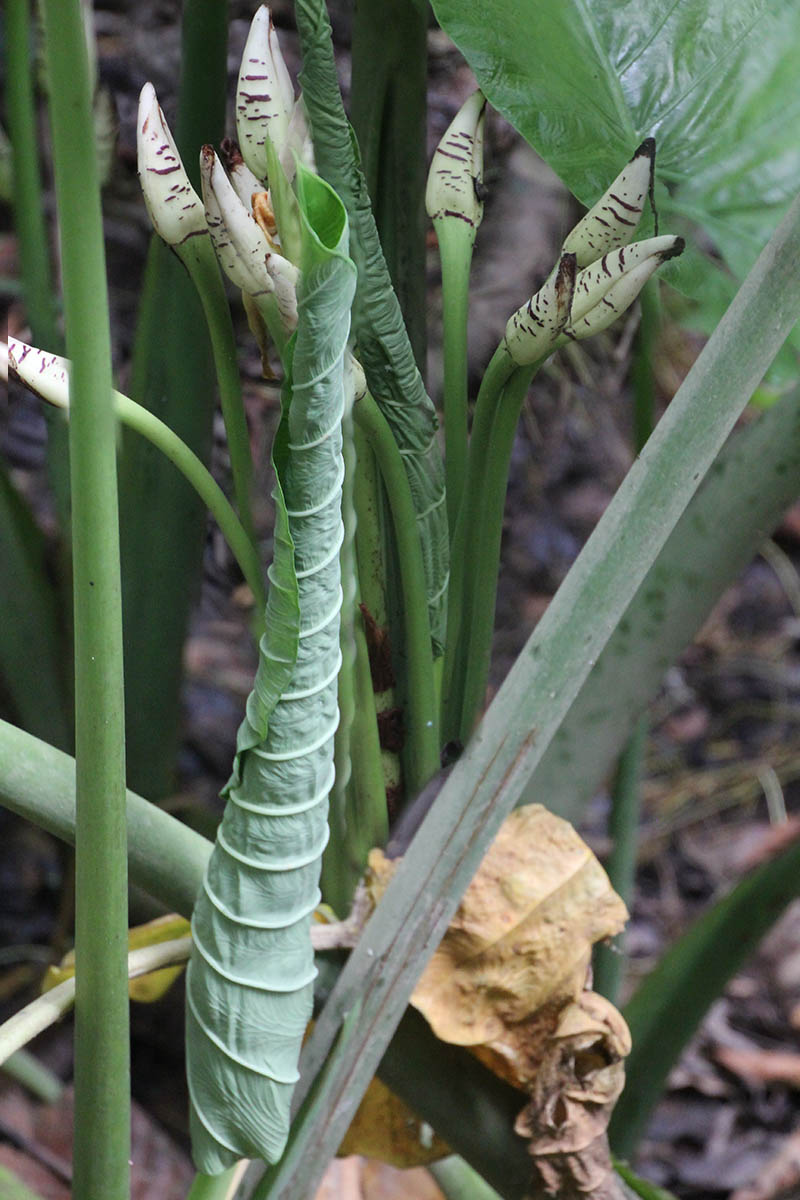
(367, 804), (631, 1194)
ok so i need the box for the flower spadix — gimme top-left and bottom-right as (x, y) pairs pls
(8, 339), (70, 409)
(503, 253), (577, 365)
(137, 83), (206, 246)
(503, 140), (683, 366)
(562, 138), (655, 267)
(561, 236), (684, 343)
(569, 235), (684, 326)
(235, 6), (312, 186)
(200, 144), (274, 297)
(426, 89), (487, 246)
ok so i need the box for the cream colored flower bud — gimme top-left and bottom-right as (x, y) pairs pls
(348, 354), (367, 404)
(235, 6), (295, 185)
(503, 253), (577, 366)
(561, 237), (684, 342)
(220, 138), (265, 212)
(200, 145), (274, 297)
(570, 235), (681, 325)
(426, 90), (487, 244)
(137, 83), (206, 246)
(265, 249), (299, 332)
(562, 138), (655, 267)
(8, 338), (70, 409)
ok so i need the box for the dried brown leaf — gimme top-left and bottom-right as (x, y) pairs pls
(366, 805), (631, 1197)
(369, 804), (627, 1051)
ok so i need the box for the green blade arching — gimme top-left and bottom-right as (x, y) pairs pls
(294, 0), (449, 654)
(185, 166), (356, 1173)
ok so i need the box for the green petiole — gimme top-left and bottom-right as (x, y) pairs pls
(354, 390), (440, 795)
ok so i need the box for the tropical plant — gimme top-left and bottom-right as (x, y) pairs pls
(2, 0), (800, 1198)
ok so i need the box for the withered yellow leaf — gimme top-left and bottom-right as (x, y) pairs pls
(42, 913), (190, 1003)
(337, 1073), (450, 1167)
(368, 804), (627, 1051)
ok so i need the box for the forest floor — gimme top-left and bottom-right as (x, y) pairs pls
(2, 3), (800, 1198)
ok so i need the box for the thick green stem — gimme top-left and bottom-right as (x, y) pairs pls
(0, 718), (209, 918)
(438, 222), (474, 538)
(115, 393), (265, 619)
(354, 392), (440, 794)
(593, 712), (648, 1004)
(457, 364), (535, 741)
(352, 423), (402, 801)
(40, 2), (129, 1195)
(441, 345), (515, 743)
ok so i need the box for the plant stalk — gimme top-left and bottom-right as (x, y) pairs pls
(178, 237), (256, 544)
(39, 2), (129, 1194)
(438, 222), (474, 539)
(355, 391), (440, 794)
(457, 363), (535, 742)
(441, 344), (515, 743)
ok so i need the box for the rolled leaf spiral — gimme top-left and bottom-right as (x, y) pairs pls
(185, 167), (357, 1173)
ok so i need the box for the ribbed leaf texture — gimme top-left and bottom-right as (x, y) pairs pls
(294, 0), (449, 653)
(186, 166), (356, 1173)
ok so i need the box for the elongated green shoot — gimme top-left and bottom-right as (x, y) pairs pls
(439, 229), (475, 537)
(426, 91), (487, 537)
(39, 3), (129, 1194)
(137, 82), (255, 544)
(440, 343), (517, 743)
(8, 340), (266, 622)
(354, 390), (440, 794)
(455, 362), (537, 742)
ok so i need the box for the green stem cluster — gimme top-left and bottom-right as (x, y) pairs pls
(355, 392), (440, 793)
(39, 2), (129, 1195)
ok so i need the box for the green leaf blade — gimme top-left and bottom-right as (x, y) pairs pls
(185, 167), (356, 1174)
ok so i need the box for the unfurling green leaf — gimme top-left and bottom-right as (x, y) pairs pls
(185, 165), (356, 1173)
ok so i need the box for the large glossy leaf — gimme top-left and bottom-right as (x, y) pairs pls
(185, 166), (356, 1174)
(431, 0), (800, 289)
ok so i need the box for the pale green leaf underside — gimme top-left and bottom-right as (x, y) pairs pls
(186, 166), (356, 1174)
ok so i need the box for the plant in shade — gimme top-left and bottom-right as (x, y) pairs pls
(2, 1), (800, 1198)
